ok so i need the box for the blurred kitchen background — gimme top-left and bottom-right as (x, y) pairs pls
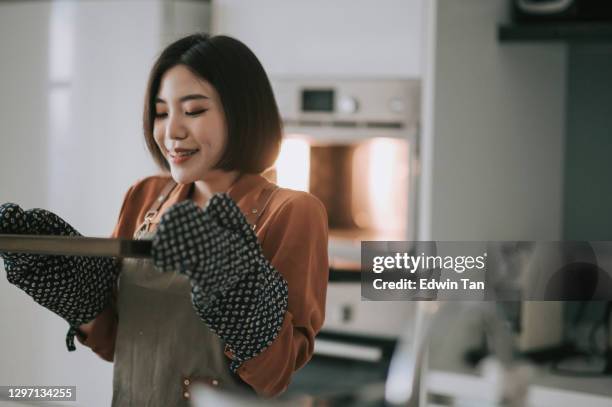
(1, 0), (612, 406)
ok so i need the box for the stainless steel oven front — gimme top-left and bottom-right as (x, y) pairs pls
(271, 78), (421, 270)
(270, 78), (421, 370)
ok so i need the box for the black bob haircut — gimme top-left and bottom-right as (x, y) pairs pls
(143, 34), (282, 174)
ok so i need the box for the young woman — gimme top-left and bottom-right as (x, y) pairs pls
(0, 34), (328, 405)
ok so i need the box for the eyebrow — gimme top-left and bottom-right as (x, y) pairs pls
(155, 94), (210, 104)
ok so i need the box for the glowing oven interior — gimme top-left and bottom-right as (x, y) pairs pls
(274, 135), (411, 250)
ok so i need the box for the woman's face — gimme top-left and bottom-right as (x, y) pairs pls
(153, 64), (227, 184)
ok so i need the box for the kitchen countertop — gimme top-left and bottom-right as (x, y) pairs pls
(427, 365), (612, 407)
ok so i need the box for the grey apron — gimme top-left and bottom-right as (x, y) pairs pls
(111, 182), (250, 406)
(112, 231), (247, 406)
(111, 181), (278, 406)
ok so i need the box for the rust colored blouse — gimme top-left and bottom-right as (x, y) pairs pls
(80, 173), (329, 397)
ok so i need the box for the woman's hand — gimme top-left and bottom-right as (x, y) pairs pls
(151, 195), (288, 372)
(0, 202), (83, 269)
(76, 303), (118, 362)
(0, 202), (119, 351)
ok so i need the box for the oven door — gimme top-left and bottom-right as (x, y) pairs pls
(275, 134), (420, 270)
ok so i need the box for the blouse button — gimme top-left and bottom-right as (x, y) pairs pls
(211, 379), (219, 387)
(184, 379), (190, 386)
(183, 391), (190, 399)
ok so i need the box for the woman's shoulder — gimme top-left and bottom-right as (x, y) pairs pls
(267, 187), (327, 220)
(256, 187), (328, 251)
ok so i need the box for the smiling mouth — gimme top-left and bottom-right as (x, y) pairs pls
(169, 149), (199, 158)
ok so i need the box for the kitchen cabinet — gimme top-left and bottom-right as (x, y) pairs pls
(416, 4), (612, 405)
(419, 0), (565, 241)
(498, 15), (612, 241)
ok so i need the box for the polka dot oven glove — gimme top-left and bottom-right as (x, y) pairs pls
(0, 203), (119, 351)
(152, 194), (288, 372)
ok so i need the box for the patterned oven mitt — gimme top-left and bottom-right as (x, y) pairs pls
(0, 203), (119, 351)
(151, 194), (289, 372)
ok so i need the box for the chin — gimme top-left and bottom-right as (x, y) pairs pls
(169, 167), (198, 185)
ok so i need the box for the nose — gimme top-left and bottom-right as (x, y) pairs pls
(166, 112), (187, 140)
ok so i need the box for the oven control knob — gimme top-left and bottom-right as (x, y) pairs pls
(389, 97), (406, 113)
(337, 96), (359, 114)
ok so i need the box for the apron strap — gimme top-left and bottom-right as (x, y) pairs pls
(135, 178), (279, 237)
(246, 185), (279, 232)
(135, 179), (178, 237)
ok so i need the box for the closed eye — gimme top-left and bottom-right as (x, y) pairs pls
(186, 109), (208, 117)
(155, 112), (167, 119)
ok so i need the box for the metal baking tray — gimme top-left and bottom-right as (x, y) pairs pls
(0, 234), (152, 258)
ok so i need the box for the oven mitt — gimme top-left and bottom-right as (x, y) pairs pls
(151, 194), (288, 372)
(0, 203), (119, 351)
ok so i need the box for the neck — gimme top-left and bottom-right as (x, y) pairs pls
(191, 170), (241, 207)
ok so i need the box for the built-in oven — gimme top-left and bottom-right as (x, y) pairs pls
(271, 78), (421, 269)
(270, 78), (421, 395)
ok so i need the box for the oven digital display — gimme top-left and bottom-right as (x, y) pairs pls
(301, 89), (334, 112)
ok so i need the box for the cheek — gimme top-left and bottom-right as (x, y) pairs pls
(207, 128), (227, 154)
(210, 118), (228, 150)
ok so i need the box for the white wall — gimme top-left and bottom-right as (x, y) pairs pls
(212, 0), (424, 78)
(419, 0), (566, 240)
(46, 1), (164, 237)
(0, 2), (210, 406)
(0, 0), (54, 392)
(0, 2), (50, 208)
